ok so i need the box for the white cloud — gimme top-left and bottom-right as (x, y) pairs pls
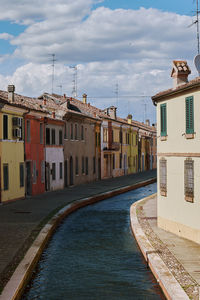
(0, 33), (13, 40)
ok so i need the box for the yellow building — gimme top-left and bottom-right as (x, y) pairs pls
(0, 86), (27, 202)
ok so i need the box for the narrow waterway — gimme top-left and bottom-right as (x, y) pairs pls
(22, 183), (165, 300)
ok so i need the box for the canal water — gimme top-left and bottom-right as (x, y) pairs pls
(22, 183), (165, 300)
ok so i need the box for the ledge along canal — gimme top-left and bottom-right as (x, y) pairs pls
(22, 183), (165, 300)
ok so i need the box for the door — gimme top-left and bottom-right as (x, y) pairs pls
(64, 160), (68, 187)
(69, 156), (73, 185)
(26, 161), (32, 196)
(45, 162), (50, 191)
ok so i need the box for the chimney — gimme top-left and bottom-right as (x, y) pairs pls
(171, 60), (191, 89)
(146, 119), (150, 126)
(63, 94), (66, 98)
(8, 85), (15, 103)
(43, 98), (47, 105)
(83, 93), (87, 104)
(127, 114), (132, 124)
(108, 106), (117, 119)
(52, 111), (55, 118)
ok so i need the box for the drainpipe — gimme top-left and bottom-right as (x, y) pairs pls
(23, 109), (30, 197)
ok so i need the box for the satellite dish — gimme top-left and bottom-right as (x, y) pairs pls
(194, 54), (200, 75)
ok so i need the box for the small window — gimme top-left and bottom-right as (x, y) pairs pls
(40, 123), (43, 144)
(51, 129), (56, 145)
(3, 164), (9, 190)
(46, 128), (50, 145)
(41, 161), (45, 183)
(26, 120), (30, 142)
(184, 159), (194, 202)
(75, 124), (78, 140)
(59, 130), (63, 145)
(60, 162), (63, 179)
(185, 96), (194, 134)
(52, 163), (56, 180)
(71, 124), (73, 140)
(81, 125), (84, 140)
(160, 104), (167, 136)
(93, 157), (96, 174)
(75, 157), (79, 175)
(82, 156), (85, 174)
(20, 163), (24, 187)
(33, 161), (37, 184)
(86, 157), (88, 175)
(160, 158), (167, 196)
(3, 115), (8, 140)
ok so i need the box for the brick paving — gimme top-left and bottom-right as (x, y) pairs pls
(0, 170), (156, 291)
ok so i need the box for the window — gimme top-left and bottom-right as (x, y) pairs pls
(75, 124), (78, 140)
(20, 163), (24, 187)
(185, 96), (194, 134)
(113, 154), (115, 169)
(60, 162), (63, 179)
(33, 161), (37, 184)
(71, 124), (73, 140)
(103, 128), (108, 142)
(75, 157), (79, 175)
(41, 161), (45, 183)
(82, 156), (85, 174)
(26, 120), (30, 142)
(3, 164), (8, 190)
(52, 163), (56, 180)
(59, 130), (63, 145)
(119, 153), (122, 168)
(64, 123), (67, 139)
(93, 157), (96, 174)
(3, 115), (8, 140)
(86, 157), (88, 175)
(159, 158), (167, 196)
(184, 159), (194, 202)
(40, 123), (43, 144)
(160, 104), (167, 136)
(46, 128), (50, 145)
(51, 129), (56, 145)
(81, 125), (84, 140)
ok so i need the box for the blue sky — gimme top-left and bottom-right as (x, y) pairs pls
(0, 0), (197, 123)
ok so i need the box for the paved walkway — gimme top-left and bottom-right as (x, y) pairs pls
(0, 170), (156, 290)
(138, 195), (200, 299)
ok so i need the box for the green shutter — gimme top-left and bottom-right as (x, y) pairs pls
(160, 104), (167, 136)
(186, 96), (194, 134)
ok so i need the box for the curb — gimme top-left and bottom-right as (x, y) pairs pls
(0, 177), (156, 300)
(130, 194), (190, 300)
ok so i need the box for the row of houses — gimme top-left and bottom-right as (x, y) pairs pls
(0, 85), (156, 203)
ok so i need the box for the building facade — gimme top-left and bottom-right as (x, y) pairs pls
(152, 60), (200, 244)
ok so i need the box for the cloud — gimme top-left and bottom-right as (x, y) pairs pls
(0, 33), (14, 40)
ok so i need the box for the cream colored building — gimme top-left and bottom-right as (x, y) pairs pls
(152, 60), (200, 244)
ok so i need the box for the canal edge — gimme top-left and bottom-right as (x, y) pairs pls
(0, 177), (156, 300)
(130, 195), (190, 300)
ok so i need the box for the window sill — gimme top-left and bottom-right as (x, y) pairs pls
(160, 136), (167, 141)
(185, 133), (194, 139)
(160, 190), (167, 197)
(185, 196), (194, 203)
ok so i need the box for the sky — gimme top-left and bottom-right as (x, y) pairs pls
(0, 0), (198, 123)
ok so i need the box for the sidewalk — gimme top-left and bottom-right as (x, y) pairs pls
(131, 194), (200, 300)
(0, 169), (156, 292)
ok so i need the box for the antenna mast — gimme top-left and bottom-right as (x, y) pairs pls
(197, 0), (200, 54)
(115, 83), (119, 107)
(50, 54), (56, 94)
(71, 66), (78, 98)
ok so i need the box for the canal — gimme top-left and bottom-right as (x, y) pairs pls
(22, 183), (165, 300)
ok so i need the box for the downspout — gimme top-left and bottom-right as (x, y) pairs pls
(23, 109), (30, 197)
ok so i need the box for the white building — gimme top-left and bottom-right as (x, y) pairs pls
(152, 60), (200, 245)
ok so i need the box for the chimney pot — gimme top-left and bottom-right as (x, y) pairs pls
(146, 119), (150, 126)
(171, 60), (191, 89)
(127, 114), (132, 124)
(8, 85), (15, 103)
(83, 93), (87, 104)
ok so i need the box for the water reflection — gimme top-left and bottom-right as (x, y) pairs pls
(22, 183), (165, 300)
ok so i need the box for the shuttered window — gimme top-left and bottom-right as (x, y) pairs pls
(41, 161), (45, 183)
(75, 157), (79, 175)
(19, 163), (24, 187)
(160, 104), (167, 136)
(159, 158), (167, 196)
(3, 115), (8, 140)
(185, 96), (194, 134)
(86, 157), (88, 175)
(184, 159), (194, 202)
(3, 164), (9, 190)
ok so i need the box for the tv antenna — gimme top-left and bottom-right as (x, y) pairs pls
(57, 84), (62, 95)
(189, 0), (200, 54)
(49, 54), (57, 94)
(70, 65), (78, 97)
(114, 83), (119, 107)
